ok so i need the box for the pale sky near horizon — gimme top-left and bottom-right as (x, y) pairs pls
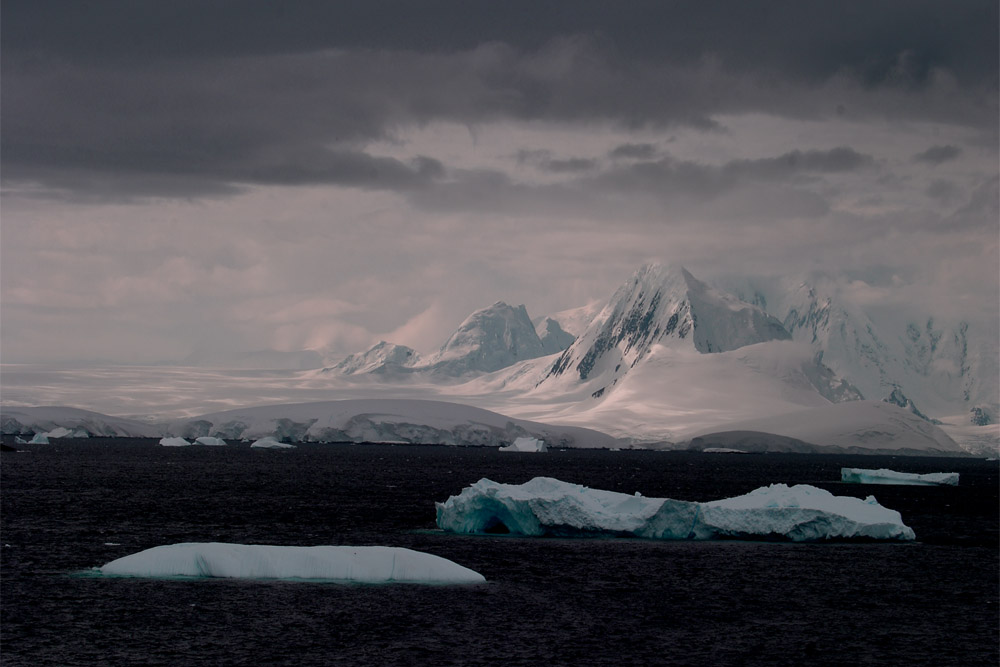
(2, 1), (997, 363)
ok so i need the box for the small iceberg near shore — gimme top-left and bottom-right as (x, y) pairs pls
(250, 437), (295, 449)
(99, 543), (485, 584)
(436, 477), (915, 541)
(841, 468), (959, 486)
(499, 436), (547, 453)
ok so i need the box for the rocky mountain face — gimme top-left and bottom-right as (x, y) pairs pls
(541, 264), (792, 387)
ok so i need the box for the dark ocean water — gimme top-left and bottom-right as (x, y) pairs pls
(2, 440), (997, 666)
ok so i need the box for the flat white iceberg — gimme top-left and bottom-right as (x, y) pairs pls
(841, 468), (959, 486)
(436, 477), (915, 541)
(99, 543), (485, 584)
(251, 436), (295, 449)
(159, 437), (192, 447)
(195, 436), (227, 446)
(499, 436), (547, 452)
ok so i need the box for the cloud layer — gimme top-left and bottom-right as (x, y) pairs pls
(1, 1), (996, 363)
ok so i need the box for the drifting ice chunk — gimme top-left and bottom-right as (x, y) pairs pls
(99, 543), (485, 584)
(195, 436), (227, 446)
(159, 437), (192, 447)
(841, 468), (959, 486)
(436, 477), (914, 541)
(29, 433), (50, 444)
(251, 436), (296, 449)
(499, 436), (547, 453)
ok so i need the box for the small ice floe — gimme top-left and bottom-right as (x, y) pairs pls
(250, 437), (296, 449)
(159, 437), (192, 447)
(194, 436), (227, 446)
(436, 476), (915, 541)
(841, 468), (959, 486)
(498, 436), (547, 453)
(98, 543), (485, 584)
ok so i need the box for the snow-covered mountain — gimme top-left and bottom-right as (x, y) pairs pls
(421, 302), (547, 375)
(330, 341), (421, 375)
(723, 275), (1000, 426)
(329, 301), (575, 378)
(538, 264), (794, 394)
(3, 262), (993, 454)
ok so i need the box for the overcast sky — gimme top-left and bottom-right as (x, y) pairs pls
(2, 1), (997, 363)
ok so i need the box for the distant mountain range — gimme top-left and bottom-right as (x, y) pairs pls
(325, 262), (998, 432)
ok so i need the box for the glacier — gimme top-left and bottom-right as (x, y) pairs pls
(499, 436), (547, 452)
(841, 468), (959, 486)
(98, 543), (485, 584)
(436, 477), (915, 541)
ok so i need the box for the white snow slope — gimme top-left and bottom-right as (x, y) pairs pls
(436, 477), (915, 541)
(99, 543), (485, 584)
(682, 401), (964, 455)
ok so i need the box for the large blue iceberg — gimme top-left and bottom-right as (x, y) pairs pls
(99, 543), (485, 584)
(436, 477), (915, 541)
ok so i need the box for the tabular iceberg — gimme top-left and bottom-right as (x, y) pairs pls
(841, 468), (959, 486)
(99, 543), (485, 584)
(436, 477), (915, 541)
(159, 437), (192, 447)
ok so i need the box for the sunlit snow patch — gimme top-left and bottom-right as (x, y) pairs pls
(436, 477), (915, 541)
(499, 436), (547, 452)
(250, 437), (295, 449)
(841, 468), (959, 486)
(98, 543), (485, 584)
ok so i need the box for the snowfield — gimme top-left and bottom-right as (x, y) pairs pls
(436, 477), (916, 541)
(99, 543), (486, 584)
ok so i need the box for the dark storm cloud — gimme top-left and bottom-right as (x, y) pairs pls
(609, 143), (659, 160)
(5, 0), (997, 85)
(913, 145), (963, 165)
(410, 147), (866, 221)
(514, 150), (596, 173)
(593, 147), (875, 198)
(2, 1), (995, 199)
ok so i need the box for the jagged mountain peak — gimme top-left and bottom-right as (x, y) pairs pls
(542, 263), (791, 386)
